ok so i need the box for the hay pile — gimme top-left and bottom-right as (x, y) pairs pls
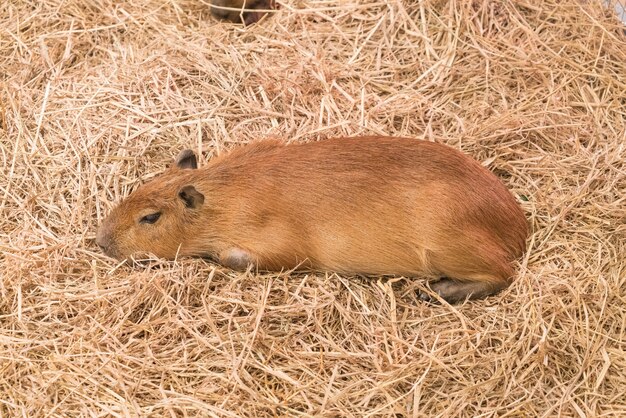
(1, 0), (625, 416)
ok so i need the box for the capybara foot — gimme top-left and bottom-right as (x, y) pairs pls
(419, 277), (505, 304)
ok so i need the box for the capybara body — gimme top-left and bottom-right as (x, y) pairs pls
(96, 136), (528, 302)
(210, 0), (274, 25)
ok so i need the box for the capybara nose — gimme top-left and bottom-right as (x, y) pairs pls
(95, 226), (109, 251)
(96, 238), (107, 251)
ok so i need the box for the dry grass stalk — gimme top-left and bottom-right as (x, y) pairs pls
(1, 0), (625, 416)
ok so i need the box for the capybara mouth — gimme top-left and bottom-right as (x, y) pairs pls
(98, 243), (122, 260)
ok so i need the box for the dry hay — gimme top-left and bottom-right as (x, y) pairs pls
(1, 0), (625, 416)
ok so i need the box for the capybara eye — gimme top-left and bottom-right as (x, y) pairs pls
(139, 212), (161, 224)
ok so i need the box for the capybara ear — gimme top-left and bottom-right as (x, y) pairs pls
(175, 149), (198, 170)
(179, 185), (204, 209)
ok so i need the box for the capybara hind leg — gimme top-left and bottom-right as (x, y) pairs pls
(419, 276), (508, 304)
(219, 248), (255, 271)
(210, 0), (274, 25)
(244, 1), (275, 25)
(424, 240), (515, 303)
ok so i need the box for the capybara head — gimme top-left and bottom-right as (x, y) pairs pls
(96, 150), (205, 260)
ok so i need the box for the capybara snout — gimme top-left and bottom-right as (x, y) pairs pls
(97, 136), (528, 303)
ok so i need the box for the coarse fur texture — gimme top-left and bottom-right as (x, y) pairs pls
(96, 136), (528, 302)
(2, 0), (625, 416)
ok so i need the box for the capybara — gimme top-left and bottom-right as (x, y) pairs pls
(210, 0), (274, 25)
(96, 136), (528, 303)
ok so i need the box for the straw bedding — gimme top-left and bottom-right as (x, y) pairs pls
(1, 0), (625, 416)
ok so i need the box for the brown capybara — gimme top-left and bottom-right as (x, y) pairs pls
(210, 0), (275, 25)
(96, 136), (528, 303)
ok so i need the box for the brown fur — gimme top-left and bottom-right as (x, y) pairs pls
(210, 0), (275, 25)
(96, 136), (529, 303)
